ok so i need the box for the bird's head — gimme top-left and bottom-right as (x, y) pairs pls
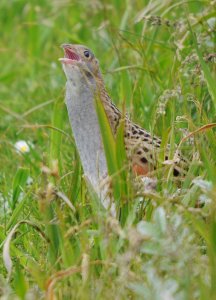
(59, 44), (101, 83)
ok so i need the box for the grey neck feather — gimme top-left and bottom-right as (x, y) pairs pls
(64, 65), (108, 190)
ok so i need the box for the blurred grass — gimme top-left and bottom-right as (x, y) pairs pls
(0, 0), (216, 299)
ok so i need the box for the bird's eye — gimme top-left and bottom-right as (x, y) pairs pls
(84, 50), (90, 58)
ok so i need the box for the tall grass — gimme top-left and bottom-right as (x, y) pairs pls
(0, 0), (216, 299)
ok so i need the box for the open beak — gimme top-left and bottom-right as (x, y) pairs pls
(59, 44), (81, 64)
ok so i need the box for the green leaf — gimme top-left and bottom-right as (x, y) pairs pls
(94, 95), (121, 202)
(154, 207), (167, 235)
(12, 168), (29, 210)
(49, 100), (64, 172)
(116, 118), (131, 224)
(116, 118), (128, 195)
(137, 220), (161, 239)
(188, 19), (216, 108)
(14, 264), (28, 299)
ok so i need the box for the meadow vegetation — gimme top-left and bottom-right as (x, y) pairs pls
(0, 0), (216, 299)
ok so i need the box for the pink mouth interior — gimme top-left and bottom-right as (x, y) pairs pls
(64, 48), (80, 61)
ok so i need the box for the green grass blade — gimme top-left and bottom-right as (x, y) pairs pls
(115, 118), (131, 224)
(188, 20), (216, 108)
(49, 100), (64, 173)
(12, 168), (29, 210)
(94, 95), (121, 202)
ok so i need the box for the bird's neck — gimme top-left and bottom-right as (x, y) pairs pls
(95, 73), (122, 135)
(65, 73), (108, 188)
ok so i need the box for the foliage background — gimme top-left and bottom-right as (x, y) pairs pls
(0, 0), (216, 299)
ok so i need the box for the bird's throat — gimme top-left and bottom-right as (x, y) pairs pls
(65, 77), (108, 189)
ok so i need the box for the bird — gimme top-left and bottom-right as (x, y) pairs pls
(59, 44), (187, 209)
